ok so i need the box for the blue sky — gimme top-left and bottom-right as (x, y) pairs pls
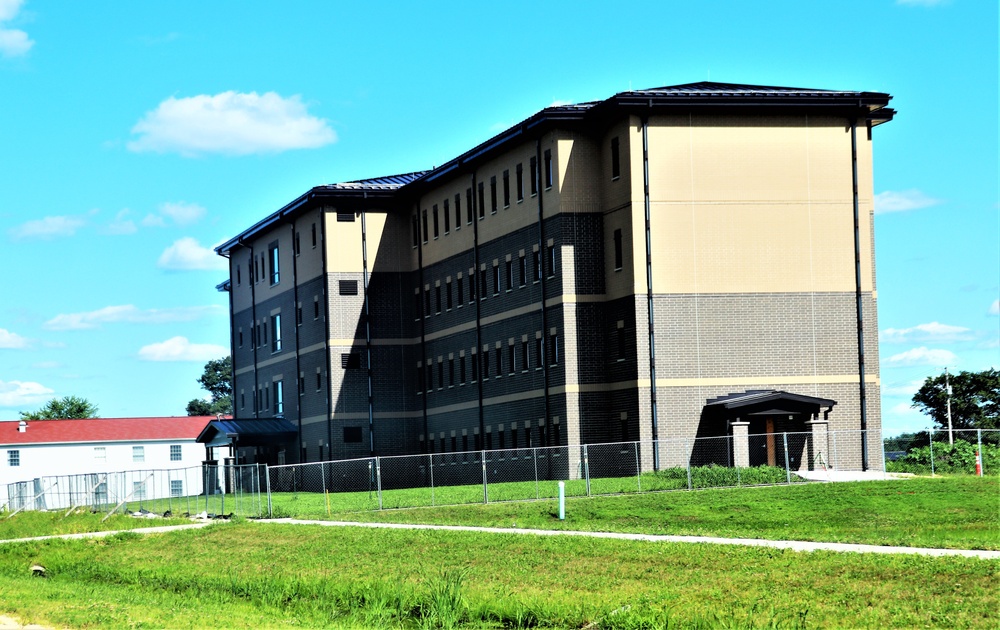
(0, 0), (996, 435)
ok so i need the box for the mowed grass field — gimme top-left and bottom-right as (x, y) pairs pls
(0, 477), (996, 628)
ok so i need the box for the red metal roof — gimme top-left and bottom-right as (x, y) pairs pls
(0, 416), (215, 446)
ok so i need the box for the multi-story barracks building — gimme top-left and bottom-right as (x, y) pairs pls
(215, 82), (894, 474)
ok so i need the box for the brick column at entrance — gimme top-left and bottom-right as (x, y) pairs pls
(731, 420), (750, 468)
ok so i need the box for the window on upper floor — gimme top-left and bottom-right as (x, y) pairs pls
(490, 176), (498, 214)
(543, 149), (553, 189)
(339, 280), (359, 296)
(269, 242), (280, 285)
(433, 204), (440, 238)
(170, 444), (182, 462)
(493, 265), (501, 295)
(466, 188), (473, 224)
(502, 170), (510, 207)
(505, 260), (513, 291)
(7, 450), (19, 467)
(411, 214), (419, 248)
(311, 223), (317, 248)
(477, 182), (485, 219)
(422, 209), (429, 243)
(519, 254), (527, 287)
(271, 314), (281, 352)
(273, 380), (284, 415)
(94, 446), (106, 461)
(613, 228), (623, 271)
(611, 136), (621, 180)
(443, 199), (450, 233)
(516, 163), (524, 202)
(530, 156), (538, 195)
(133, 446), (144, 463)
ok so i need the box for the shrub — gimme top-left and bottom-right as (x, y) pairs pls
(887, 440), (999, 475)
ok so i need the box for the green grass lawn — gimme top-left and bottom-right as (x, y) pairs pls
(0, 510), (193, 542)
(305, 476), (1000, 551)
(0, 522), (996, 629)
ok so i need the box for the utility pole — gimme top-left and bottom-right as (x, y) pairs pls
(944, 366), (954, 445)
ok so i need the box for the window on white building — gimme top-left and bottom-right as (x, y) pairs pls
(94, 446), (106, 461)
(133, 481), (146, 499)
(170, 445), (182, 461)
(170, 479), (184, 498)
(133, 446), (145, 463)
(7, 450), (19, 467)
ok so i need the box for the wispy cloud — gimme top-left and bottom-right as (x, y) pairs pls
(157, 237), (227, 271)
(880, 321), (973, 343)
(0, 327), (28, 348)
(886, 346), (957, 367)
(141, 214), (167, 228)
(44, 304), (223, 331)
(8, 214), (87, 240)
(874, 189), (941, 214)
(158, 201), (205, 226)
(881, 379), (925, 398)
(138, 336), (228, 362)
(0, 379), (54, 407)
(989, 299), (999, 316)
(127, 91), (337, 156)
(0, 0), (33, 58)
(105, 208), (138, 235)
(32, 361), (62, 369)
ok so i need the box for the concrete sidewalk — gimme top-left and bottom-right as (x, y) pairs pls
(0, 522), (215, 546)
(256, 518), (1000, 560)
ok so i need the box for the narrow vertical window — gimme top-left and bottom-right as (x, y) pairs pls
(424, 289), (431, 317)
(273, 380), (283, 415)
(611, 136), (621, 180)
(533, 250), (541, 282)
(271, 314), (281, 352)
(480, 268), (488, 300)
(311, 223), (317, 248)
(446, 280), (453, 310)
(613, 228), (623, 271)
(502, 170), (510, 207)
(414, 291), (422, 320)
(236, 264), (241, 285)
(459, 355), (466, 382)
(269, 242), (280, 284)
(471, 351), (478, 381)
(505, 260), (513, 291)
(417, 362), (425, 392)
(518, 254), (526, 286)
(493, 264), (501, 295)
(296, 303), (303, 325)
(618, 325), (627, 360)
(496, 347), (502, 377)
(549, 331), (559, 366)
(535, 337), (544, 368)
(530, 156), (538, 195)
(508, 344), (515, 375)
(422, 209), (428, 242)
(314, 296), (320, 319)
(435, 285), (442, 314)
(412, 214), (420, 247)
(521, 340), (529, 371)
(515, 163), (524, 201)
(426, 362), (433, 392)
(432, 204), (439, 238)
(466, 188), (473, 224)
(443, 199), (450, 233)
(454, 194), (461, 229)
(482, 349), (490, 379)
(448, 358), (455, 387)
(294, 232), (301, 256)
(477, 183), (485, 219)
(438, 361), (444, 390)
(490, 176), (498, 214)
(547, 243), (557, 277)
(543, 149), (553, 189)
(456, 277), (463, 307)
(470, 272), (477, 302)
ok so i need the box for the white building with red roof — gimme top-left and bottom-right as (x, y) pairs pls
(1, 416), (214, 507)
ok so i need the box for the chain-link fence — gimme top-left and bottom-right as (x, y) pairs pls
(3, 463), (268, 519)
(885, 428), (998, 476)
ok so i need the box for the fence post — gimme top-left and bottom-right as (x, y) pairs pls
(881, 434), (887, 479)
(634, 442), (641, 493)
(977, 429), (984, 477)
(429, 454), (435, 507)
(583, 445), (591, 497)
(481, 451), (488, 504)
(783, 433), (791, 484)
(265, 465), (272, 517)
(375, 457), (383, 510)
(929, 428), (936, 477)
(686, 439), (693, 490)
(533, 447), (539, 500)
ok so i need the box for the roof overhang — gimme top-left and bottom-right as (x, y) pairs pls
(196, 418), (298, 448)
(705, 390), (836, 418)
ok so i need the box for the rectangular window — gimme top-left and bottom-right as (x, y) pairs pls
(471, 351), (478, 381)
(417, 363), (424, 392)
(508, 344), (515, 375)
(7, 450), (19, 467)
(533, 250), (541, 282)
(296, 304), (303, 326)
(547, 243), (557, 277)
(496, 348), (503, 377)
(294, 232), (301, 256)
(516, 163), (524, 201)
(611, 136), (621, 180)
(535, 337), (544, 369)
(170, 444), (182, 462)
(133, 481), (146, 500)
(502, 170), (510, 207)
(432, 204), (439, 238)
(437, 361), (444, 390)
(613, 229), (623, 271)
(466, 189), (473, 224)
(519, 254), (526, 286)
(549, 332), (559, 366)
(456, 277), (463, 307)
(480, 269), (488, 300)
(435, 285), (442, 314)
(490, 176), (498, 214)
(311, 223), (317, 248)
(486, 431), (493, 450)
(463, 434), (469, 452)
(94, 446), (106, 461)
(170, 479), (183, 498)
(454, 194), (462, 229)
(299, 375), (305, 395)
(424, 289), (431, 317)
(618, 326), (627, 360)
(477, 182), (485, 219)
(133, 446), (144, 463)
(344, 427), (363, 443)
(443, 199), (450, 233)
(238, 328), (243, 347)
(511, 426), (518, 449)
(543, 149), (553, 189)
(493, 265), (501, 295)
(269, 242), (280, 284)
(412, 214), (420, 247)
(459, 355), (466, 382)
(470, 273), (477, 302)
(271, 314), (281, 352)
(337, 212), (355, 222)
(448, 358), (455, 387)
(482, 349), (490, 379)
(505, 260), (513, 291)
(314, 297), (320, 320)
(498, 430), (505, 450)
(236, 264), (241, 286)
(530, 156), (538, 195)
(316, 370), (322, 391)
(446, 280), (453, 310)
(342, 353), (361, 369)
(426, 362), (433, 391)
(414, 291), (422, 320)
(522, 340), (529, 372)
(422, 209), (429, 242)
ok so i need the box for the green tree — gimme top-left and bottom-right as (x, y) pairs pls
(187, 356), (232, 416)
(912, 368), (999, 431)
(19, 395), (99, 420)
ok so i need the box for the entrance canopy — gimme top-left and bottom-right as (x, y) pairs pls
(705, 390), (836, 419)
(196, 418), (298, 449)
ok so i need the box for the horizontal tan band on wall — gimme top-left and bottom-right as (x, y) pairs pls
(559, 374), (879, 393)
(234, 341), (326, 375)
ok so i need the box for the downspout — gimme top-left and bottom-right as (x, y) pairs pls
(320, 209), (333, 460)
(290, 221), (302, 454)
(222, 253), (236, 419)
(242, 238), (259, 420)
(850, 120), (869, 471)
(534, 139), (552, 435)
(642, 117), (660, 470)
(361, 207), (375, 456)
(471, 173), (485, 441)
(416, 202), (429, 449)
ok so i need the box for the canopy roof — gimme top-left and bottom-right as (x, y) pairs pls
(196, 418), (298, 448)
(705, 390), (836, 417)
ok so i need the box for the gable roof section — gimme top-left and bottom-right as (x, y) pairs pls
(0, 416), (215, 446)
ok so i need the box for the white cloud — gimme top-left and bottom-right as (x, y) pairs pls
(8, 214), (87, 240)
(105, 208), (137, 235)
(158, 201), (205, 226)
(886, 346), (957, 367)
(989, 299), (999, 316)
(0, 380), (54, 408)
(141, 214), (167, 228)
(127, 91), (337, 156)
(31, 361), (62, 369)
(0, 0), (33, 58)
(881, 379), (925, 397)
(157, 237), (227, 271)
(138, 336), (227, 362)
(880, 321), (973, 343)
(873, 189), (941, 214)
(44, 304), (222, 331)
(0, 327), (28, 348)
